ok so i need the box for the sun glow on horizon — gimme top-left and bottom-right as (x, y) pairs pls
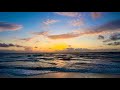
(0, 12), (120, 53)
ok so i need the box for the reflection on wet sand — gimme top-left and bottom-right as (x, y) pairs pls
(29, 72), (120, 78)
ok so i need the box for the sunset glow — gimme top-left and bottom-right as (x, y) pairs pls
(0, 12), (120, 53)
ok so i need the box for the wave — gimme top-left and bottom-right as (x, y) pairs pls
(0, 52), (120, 77)
(1, 63), (120, 75)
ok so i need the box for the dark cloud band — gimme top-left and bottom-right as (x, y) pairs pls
(107, 42), (120, 46)
(0, 43), (23, 47)
(0, 22), (22, 32)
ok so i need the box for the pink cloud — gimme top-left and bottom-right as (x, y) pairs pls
(47, 20), (120, 39)
(43, 19), (59, 25)
(55, 12), (79, 17)
(47, 32), (80, 39)
(70, 19), (84, 26)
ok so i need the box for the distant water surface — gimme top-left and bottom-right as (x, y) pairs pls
(0, 52), (120, 78)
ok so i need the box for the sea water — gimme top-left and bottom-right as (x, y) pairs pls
(0, 52), (120, 77)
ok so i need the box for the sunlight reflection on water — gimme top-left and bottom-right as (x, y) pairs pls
(0, 52), (120, 77)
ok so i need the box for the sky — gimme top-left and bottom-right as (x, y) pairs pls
(0, 12), (120, 53)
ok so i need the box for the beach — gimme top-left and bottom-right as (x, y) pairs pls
(1, 72), (120, 78)
(28, 72), (120, 78)
(0, 53), (120, 78)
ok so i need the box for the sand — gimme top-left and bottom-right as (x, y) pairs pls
(28, 72), (120, 78)
(1, 72), (120, 78)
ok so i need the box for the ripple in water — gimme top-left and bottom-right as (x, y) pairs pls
(0, 52), (120, 77)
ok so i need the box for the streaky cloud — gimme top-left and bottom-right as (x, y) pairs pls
(32, 31), (49, 36)
(0, 42), (33, 52)
(55, 12), (80, 17)
(96, 19), (120, 31)
(43, 19), (59, 25)
(46, 19), (120, 40)
(0, 43), (23, 47)
(82, 19), (120, 35)
(19, 37), (33, 42)
(0, 22), (22, 32)
(107, 42), (120, 46)
(23, 19), (120, 40)
(19, 31), (49, 42)
(47, 33), (80, 39)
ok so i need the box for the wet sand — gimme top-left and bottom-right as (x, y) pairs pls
(0, 72), (120, 78)
(1, 72), (120, 78)
(29, 72), (120, 78)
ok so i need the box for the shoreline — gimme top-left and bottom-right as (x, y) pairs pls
(0, 72), (120, 78)
(29, 72), (120, 78)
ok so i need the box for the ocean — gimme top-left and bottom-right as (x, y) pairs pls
(0, 52), (120, 78)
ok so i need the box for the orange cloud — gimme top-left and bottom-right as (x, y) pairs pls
(47, 33), (80, 39)
(46, 19), (120, 39)
(47, 30), (105, 40)
(20, 20), (120, 40)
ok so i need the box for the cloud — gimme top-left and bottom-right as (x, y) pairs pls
(46, 29), (104, 40)
(0, 43), (23, 48)
(104, 33), (120, 42)
(0, 43), (33, 52)
(110, 33), (120, 41)
(109, 33), (120, 41)
(59, 47), (91, 52)
(103, 33), (120, 42)
(36, 19), (120, 40)
(0, 22), (22, 32)
(107, 42), (120, 46)
(55, 12), (102, 19)
(83, 19), (120, 35)
(47, 32), (80, 39)
(19, 37), (33, 42)
(43, 19), (59, 25)
(46, 19), (120, 39)
(32, 31), (49, 36)
(70, 19), (84, 27)
(96, 20), (120, 31)
(98, 33), (120, 46)
(98, 35), (104, 40)
(19, 31), (49, 42)
(55, 12), (79, 17)
(91, 12), (102, 19)
(24, 47), (32, 51)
